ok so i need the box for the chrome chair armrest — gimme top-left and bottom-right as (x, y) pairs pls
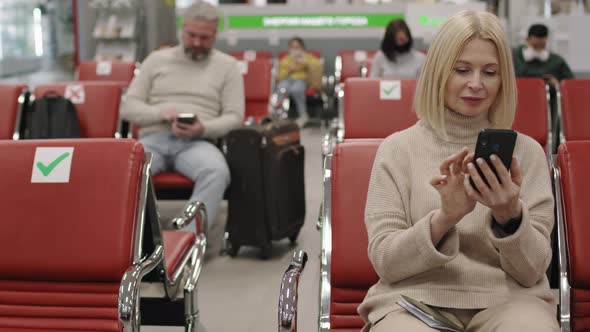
(183, 235), (208, 332)
(119, 245), (164, 332)
(278, 250), (309, 332)
(172, 201), (208, 237)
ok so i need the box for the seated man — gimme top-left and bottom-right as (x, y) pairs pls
(513, 23), (574, 152)
(513, 23), (574, 86)
(121, 1), (244, 233)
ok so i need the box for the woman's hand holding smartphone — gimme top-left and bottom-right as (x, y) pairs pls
(462, 129), (523, 224)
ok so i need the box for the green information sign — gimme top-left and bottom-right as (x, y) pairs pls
(227, 13), (404, 29)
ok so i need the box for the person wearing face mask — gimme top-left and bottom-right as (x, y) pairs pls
(513, 23), (573, 153)
(359, 11), (557, 331)
(513, 23), (573, 87)
(369, 19), (426, 79)
(276, 37), (319, 126)
(120, 1), (244, 234)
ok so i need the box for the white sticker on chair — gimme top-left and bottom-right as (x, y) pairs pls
(96, 61), (113, 75)
(380, 80), (402, 100)
(354, 50), (368, 63)
(238, 60), (249, 75)
(65, 84), (85, 104)
(31, 147), (74, 183)
(244, 50), (257, 61)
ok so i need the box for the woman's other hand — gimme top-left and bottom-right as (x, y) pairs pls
(430, 147), (476, 245)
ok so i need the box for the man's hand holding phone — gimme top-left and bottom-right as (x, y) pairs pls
(160, 107), (180, 122)
(172, 113), (204, 139)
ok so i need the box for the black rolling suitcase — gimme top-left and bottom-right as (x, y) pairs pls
(224, 119), (305, 259)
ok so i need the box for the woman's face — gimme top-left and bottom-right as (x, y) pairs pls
(395, 30), (409, 47)
(444, 38), (501, 117)
(289, 40), (304, 52)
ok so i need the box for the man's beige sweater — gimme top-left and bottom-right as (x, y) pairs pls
(120, 46), (244, 139)
(358, 109), (555, 326)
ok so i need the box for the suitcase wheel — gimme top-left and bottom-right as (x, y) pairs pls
(288, 230), (300, 245)
(259, 244), (272, 260)
(227, 242), (240, 257)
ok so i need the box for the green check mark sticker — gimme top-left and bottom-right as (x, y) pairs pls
(31, 147), (75, 183)
(382, 85), (397, 95)
(380, 80), (402, 100)
(36, 152), (70, 176)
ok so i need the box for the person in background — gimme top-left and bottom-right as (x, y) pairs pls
(513, 23), (573, 86)
(513, 23), (574, 152)
(120, 1), (244, 233)
(276, 37), (318, 126)
(369, 18), (426, 79)
(359, 10), (557, 331)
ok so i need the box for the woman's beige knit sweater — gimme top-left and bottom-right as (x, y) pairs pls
(358, 109), (555, 326)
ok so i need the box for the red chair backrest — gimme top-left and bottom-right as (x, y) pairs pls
(0, 139), (143, 332)
(560, 79), (590, 141)
(557, 141), (590, 331)
(78, 60), (136, 87)
(0, 83), (26, 139)
(230, 50), (273, 61)
(344, 78), (418, 139)
(558, 141), (590, 288)
(33, 82), (122, 138)
(513, 78), (548, 150)
(330, 139), (381, 330)
(337, 50), (377, 83)
(241, 58), (273, 121)
(0, 139), (141, 281)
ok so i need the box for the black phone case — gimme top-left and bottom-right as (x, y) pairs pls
(177, 115), (195, 125)
(470, 129), (517, 190)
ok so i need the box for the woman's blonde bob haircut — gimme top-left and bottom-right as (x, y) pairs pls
(414, 10), (516, 136)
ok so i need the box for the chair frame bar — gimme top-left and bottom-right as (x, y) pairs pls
(318, 154), (333, 332)
(552, 158), (571, 331)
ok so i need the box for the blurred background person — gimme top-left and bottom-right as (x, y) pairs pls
(513, 23), (573, 87)
(513, 23), (574, 153)
(369, 18), (426, 79)
(276, 36), (319, 126)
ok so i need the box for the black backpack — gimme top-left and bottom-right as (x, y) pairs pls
(25, 92), (81, 139)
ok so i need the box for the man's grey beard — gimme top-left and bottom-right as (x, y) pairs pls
(184, 47), (211, 61)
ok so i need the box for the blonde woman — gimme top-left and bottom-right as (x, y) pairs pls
(359, 10), (558, 332)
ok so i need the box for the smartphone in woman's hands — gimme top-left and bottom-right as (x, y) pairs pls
(469, 129), (517, 191)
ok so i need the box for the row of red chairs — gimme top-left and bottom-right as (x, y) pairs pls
(323, 78), (590, 158)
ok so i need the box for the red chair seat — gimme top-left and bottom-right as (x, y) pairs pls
(162, 231), (196, 280)
(153, 173), (194, 189)
(305, 88), (319, 97)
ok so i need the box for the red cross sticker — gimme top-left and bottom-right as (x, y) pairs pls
(65, 84), (85, 104)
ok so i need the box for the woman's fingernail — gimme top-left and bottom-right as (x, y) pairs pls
(468, 163), (474, 169)
(476, 158), (483, 165)
(490, 155), (497, 161)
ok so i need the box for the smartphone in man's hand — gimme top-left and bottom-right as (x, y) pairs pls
(469, 129), (517, 191)
(177, 113), (196, 125)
